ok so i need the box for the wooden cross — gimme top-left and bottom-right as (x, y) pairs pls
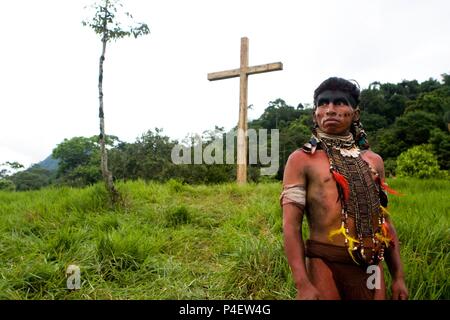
(208, 37), (283, 184)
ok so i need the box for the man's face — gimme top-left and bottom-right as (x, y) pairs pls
(313, 90), (359, 135)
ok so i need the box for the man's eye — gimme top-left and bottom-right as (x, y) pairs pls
(333, 98), (348, 106)
(317, 99), (329, 106)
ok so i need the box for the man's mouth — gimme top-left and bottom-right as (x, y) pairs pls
(324, 118), (340, 124)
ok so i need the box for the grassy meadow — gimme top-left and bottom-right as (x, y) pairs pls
(0, 178), (448, 299)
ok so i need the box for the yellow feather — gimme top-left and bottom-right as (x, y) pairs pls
(376, 232), (391, 248)
(380, 205), (390, 216)
(329, 225), (360, 265)
(347, 247), (360, 265)
(328, 225), (345, 241)
(344, 233), (359, 246)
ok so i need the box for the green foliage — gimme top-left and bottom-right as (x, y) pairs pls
(165, 205), (191, 227)
(10, 167), (53, 191)
(95, 228), (155, 284)
(248, 99), (313, 179)
(0, 161), (24, 179)
(363, 75), (450, 163)
(52, 136), (98, 174)
(52, 136), (102, 187)
(444, 110), (450, 124)
(360, 80), (421, 123)
(110, 128), (241, 184)
(406, 87), (450, 117)
(2, 161), (24, 171)
(360, 112), (389, 133)
(428, 128), (450, 170)
(360, 84), (387, 118)
(109, 129), (175, 181)
(250, 98), (303, 130)
(0, 179), (15, 191)
(166, 178), (185, 193)
(214, 237), (290, 299)
(371, 128), (404, 159)
(396, 145), (441, 178)
(395, 111), (440, 144)
(82, 0), (150, 42)
(276, 119), (311, 179)
(383, 158), (397, 177)
(373, 111), (441, 159)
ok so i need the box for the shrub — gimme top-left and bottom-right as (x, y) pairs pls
(396, 145), (441, 178)
(166, 205), (191, 227)
(166, 179), (184, 193)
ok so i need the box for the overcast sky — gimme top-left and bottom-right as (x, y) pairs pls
(1, 0), (449, 168)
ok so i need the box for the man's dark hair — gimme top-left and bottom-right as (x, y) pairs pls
(313, 77), (360, 108)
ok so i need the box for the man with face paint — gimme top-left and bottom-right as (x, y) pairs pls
(280, 77), (408, 300)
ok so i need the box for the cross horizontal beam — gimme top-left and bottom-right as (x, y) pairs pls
(207, 62), (283, 81)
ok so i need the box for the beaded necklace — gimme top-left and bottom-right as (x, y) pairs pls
(304, 129), (389, 266)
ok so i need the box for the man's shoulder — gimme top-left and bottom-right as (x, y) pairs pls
(361, 149), (384, 163)
(284, 148), (321, 181)
(361, 149), (385, 175)
(286, 148), (326, 167)
(287, 148), (310, 162)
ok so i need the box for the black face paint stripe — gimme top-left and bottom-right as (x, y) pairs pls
(315, 90), (356, 108)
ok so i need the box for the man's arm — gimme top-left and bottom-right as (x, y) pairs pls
(282, 151), (321, 300)
(375, 153), (409, 300)
(283, 204), (321, 299)
(384, 217), (408, 299)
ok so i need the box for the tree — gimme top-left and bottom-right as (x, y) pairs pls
(0, 161), (24, 191)
(395, 111), (440, 146)
(52, 135), (121, 187)
(0, 179), (15, 191)
(277, 119), (311, 179)
(405, 88), (450, 119)
(428, 128), (450, 170)
(359, 112), (388, 133)
(83, 0), (150, 202)
(444, 111), (450, 132)
(52, 136), (101, 186)
(250, 99), (303, 130)
(109, 129), (175, 181)
(10, 167), (53, 191)
(0, 161), (24, 179)
(360, 83), (386, 116)
(374, 110), (440, 159)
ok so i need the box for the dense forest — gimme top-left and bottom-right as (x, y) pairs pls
(2, 74), (449, 191)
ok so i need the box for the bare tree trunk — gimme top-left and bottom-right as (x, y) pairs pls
(98, 31), (118, 203)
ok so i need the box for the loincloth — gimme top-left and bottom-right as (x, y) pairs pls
(305, 239), (383, 300)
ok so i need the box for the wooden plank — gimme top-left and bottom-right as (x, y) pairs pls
(207, 62), (283, 81)
(247, 62), (283, 75)
(207, 68), (240, 81)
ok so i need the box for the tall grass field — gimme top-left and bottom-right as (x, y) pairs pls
(0, 178), (448, 299)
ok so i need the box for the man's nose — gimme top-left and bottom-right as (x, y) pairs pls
(325, 103), (337, 115)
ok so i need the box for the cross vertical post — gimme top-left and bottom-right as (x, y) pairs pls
(237, 37), (249, 184)
(208, 37), (283, 184)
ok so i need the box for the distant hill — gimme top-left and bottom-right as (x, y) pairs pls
(34, 155), (59, 171)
